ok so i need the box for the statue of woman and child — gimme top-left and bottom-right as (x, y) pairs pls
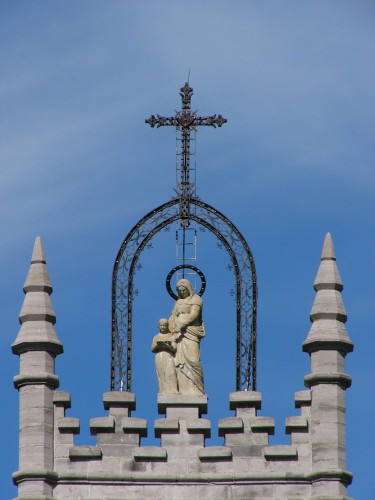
(151, 278), (205, 395)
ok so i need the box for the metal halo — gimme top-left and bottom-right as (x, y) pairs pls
(166, 264), (206, 300)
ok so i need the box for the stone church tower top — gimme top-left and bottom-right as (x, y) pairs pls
(11, 232), (354, 500)
(10, 86), (354, 500)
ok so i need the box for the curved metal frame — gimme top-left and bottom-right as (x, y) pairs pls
(111, 197), (257, 392)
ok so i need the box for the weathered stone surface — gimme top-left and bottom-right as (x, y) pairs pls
(295, 390), (311, 408)
(122, 416), (147, 436)
(285, 416), (308, 433)
(218, 417), (244, 436)
(304, 319), (353, 353)
(154, 417), (179, 437)
(90, 416), (115, 434)
(158, 393), (208, 417)
(310, 289), (347, 322)
(198, 446), (232, 460)
(13, 468), (58, 499)
(103, 391), (136, 411)
(264, 445), (298, 459)
(69, 446), (102, 460)
(250, 416), (275, 434)
(13, 321), (63, 355)
(229, 391), (261, 410)
(57, 417), (80, 434)
(19, 291), (57, 324)
(133, 446), (167, 460)
(53, 391), (71, 407)
(186, 418), (211, 437)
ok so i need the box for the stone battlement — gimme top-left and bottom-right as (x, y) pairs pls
(11, 234), (354, 500)
(49, 388), (321, 498)
(54, 390), (308, 464)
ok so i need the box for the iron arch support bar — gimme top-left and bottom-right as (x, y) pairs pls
(111, 199), (181, 390)
(190, 197), (258, 390)
(125, 212), (242, 392)
(111, 197), (257, 392)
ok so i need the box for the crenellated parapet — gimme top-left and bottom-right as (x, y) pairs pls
(49, 388), (319, 499)
(12, 234), (353, 499)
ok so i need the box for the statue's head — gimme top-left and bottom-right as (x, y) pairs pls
(158, 318), (169, 333)
(176, 278), (194, 299)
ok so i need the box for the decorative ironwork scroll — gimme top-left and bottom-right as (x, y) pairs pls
(111, 197), (257, 392)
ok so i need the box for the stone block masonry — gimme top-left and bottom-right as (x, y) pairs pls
(11, 234), (353, 499)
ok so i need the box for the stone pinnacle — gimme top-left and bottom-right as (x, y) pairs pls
(31, 235), (47, 263)
(12, 236), (63, 355)
(313, 232), (343, 292)
(303, 233), (353, 354)
(23, 235), (52, 294)
(320, 232), (335, 260)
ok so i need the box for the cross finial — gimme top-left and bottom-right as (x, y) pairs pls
(146, 83), (227, 226)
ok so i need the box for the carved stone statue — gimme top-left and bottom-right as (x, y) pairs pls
(151, 319), (178, 393)
(169, 279), (205, 395)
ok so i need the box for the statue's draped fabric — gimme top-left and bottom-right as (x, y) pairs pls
(151, 328), (178, 393)
(169, 279), (205, 395)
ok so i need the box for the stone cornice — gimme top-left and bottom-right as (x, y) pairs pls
(13, 372), (59, 389)
(11, 339), (63, 356)
(12, 468), (58, 485)
(55, 468), (352, 485)
(302, 338), (354, 354)
(304, 372), (352, 389)
(18, 312), (56, 324)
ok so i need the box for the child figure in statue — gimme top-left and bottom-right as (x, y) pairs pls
(151, 318), (178, 393)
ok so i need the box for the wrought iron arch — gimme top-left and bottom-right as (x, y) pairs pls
(111, 196), (257, 392)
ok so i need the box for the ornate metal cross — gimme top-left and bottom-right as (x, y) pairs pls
(146, 82), (227, 226)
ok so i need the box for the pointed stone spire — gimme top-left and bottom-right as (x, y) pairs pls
(23, 235), (52, 293)
(12, 237), (62, 498)
(12, 236), (63, 355)
(313, 232), (343, 292)
(303, 233), (353, 353)
(320, 231), (335, 259)
(302, 234), (353, 495)
(31, 234), (47, 262)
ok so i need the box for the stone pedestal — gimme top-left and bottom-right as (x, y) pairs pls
(157, 393), (208, 418)
(156, 393), (210, 453)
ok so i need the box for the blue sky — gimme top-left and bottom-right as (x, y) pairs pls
(1, 2), (374, 498)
